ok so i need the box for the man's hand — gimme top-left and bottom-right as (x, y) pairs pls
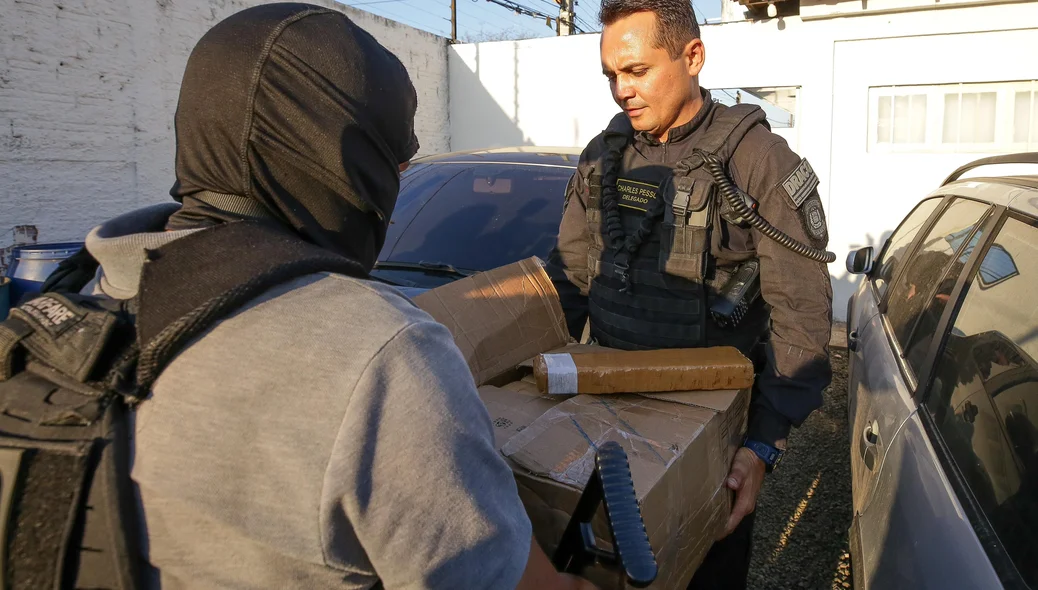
(719, 447), (766, 539)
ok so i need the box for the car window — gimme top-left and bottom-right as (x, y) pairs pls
(384, 163), (573, 271)
(885, 199), (990, 358)
(924, 216), (1038, 587)
(901, 205), (993, 376)
(873, 198), (942, 301)
(380, 163), (468, 261)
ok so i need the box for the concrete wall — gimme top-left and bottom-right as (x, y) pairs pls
(449, 4), (1038, 318)
(0, 0), (449, 255)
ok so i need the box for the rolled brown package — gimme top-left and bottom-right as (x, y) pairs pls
(532, 346), (754, 395)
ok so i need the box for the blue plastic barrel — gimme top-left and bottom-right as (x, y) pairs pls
(5, 242), (84, 306)
(0, 277), (9, 321)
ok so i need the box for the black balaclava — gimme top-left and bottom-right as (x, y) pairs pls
(165, 3), (419, 271)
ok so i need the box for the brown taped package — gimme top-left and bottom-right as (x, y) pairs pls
(531, 347), (755, 395)
(413, 257), (570, 386)
(413, 258), (749, 589)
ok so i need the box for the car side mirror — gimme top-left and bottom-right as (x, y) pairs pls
(846, 247), (874, 275)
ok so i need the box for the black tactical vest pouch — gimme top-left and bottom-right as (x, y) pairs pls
(0, 294), (139, 590)
(659, 174), (715, 281)
(586, 171), (607, 252)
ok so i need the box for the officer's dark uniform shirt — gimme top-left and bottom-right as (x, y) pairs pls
(547, 90), (834, 447)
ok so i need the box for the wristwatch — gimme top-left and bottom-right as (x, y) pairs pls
(743, 438), (784, 472)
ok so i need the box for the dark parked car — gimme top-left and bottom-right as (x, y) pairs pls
(371, 147), (579, 295)
(845, 153), (1038, 589)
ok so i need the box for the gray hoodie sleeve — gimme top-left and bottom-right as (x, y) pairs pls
(322, 319), (533, 590)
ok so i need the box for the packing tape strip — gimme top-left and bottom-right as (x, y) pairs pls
(542, 353), (578, 394)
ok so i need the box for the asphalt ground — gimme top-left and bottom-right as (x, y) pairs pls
(747, 342), (853, 590)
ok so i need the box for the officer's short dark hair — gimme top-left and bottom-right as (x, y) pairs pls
(599, 0), (700, 59)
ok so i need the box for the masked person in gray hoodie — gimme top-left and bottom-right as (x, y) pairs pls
(78, 4), (594, 589)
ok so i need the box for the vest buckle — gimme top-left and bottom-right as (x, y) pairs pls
(613, 258), (631, 292)
(672, 178), (693, 225)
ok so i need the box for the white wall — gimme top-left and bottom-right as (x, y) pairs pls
(449, 34), (618, 151)
(798, 0), (1021, 19)
(449, 4), (1038, 318)
(0, 0), (449, 254)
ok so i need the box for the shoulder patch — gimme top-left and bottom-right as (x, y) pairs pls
(801, 195), (828, 243)
(780, 158), (819, 209)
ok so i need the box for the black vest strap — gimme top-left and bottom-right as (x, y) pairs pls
(194, 191), (276, 221)
(688, 103), (768, 163)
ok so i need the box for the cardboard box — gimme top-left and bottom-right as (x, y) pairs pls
(531, 347), (755, 395)
(413, 258), (750, 589)
(478, 381), (749, 589)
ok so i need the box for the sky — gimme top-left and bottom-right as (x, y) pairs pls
(338, 0), (723, 42)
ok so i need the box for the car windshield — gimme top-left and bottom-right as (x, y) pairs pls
(380, 162), (573, 272)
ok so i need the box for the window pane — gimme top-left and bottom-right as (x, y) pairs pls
(388, 163), (572, 271)
(877, 96), (892, 143)
(944, 93), (960, 144)
(924, 217), (1038, 587)
(910, 94), (927, 143)
(903, 222), (990, 375)
(1033, 95), (1038, 146)
(961, 93), (978, 143)
(953, 92), (998, 144)
(977, 92), (997, 143)
(381, 163), (469, 260)
(873, 198), (943, 301)
(1014, 92), (1032, 143)
(886, 199), (990, 353)
(894, 95), (911, 143)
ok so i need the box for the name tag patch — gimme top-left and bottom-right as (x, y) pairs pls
(616, 178), (659, 212)
(781, 158), (819, 209)
(18, 296), (84, 337)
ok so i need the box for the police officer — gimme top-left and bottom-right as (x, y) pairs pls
(547, 1), (834, 588)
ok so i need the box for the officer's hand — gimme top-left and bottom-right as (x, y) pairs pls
(719, 447), (766, 539)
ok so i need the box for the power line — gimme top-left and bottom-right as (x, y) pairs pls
(377, 7), (447, 35)
(483, 0), (584, 33)
(461, 0), (566, 39)
(459, 2), (522, 29)
(343, 0), (450, 35)
(463, 0), (524, 28)
(402, 1), (451, 23)
(462, 0), (549, 37)
(457, 5), (533, 36)
(346, 0), (576, 40)
(576, 0), (599, 22)
(573, 4), (595, 31)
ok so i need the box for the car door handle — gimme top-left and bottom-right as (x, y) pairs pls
(860, 420), (880, 471)
(848, 330), (859, 352)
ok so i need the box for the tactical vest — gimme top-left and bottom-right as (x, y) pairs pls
(585, 103), (767, 351)
(0, 221), (364, 589)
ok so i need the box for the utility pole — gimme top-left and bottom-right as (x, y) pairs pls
(450, 0), (457, 42)
(557, 0), (576, 35)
